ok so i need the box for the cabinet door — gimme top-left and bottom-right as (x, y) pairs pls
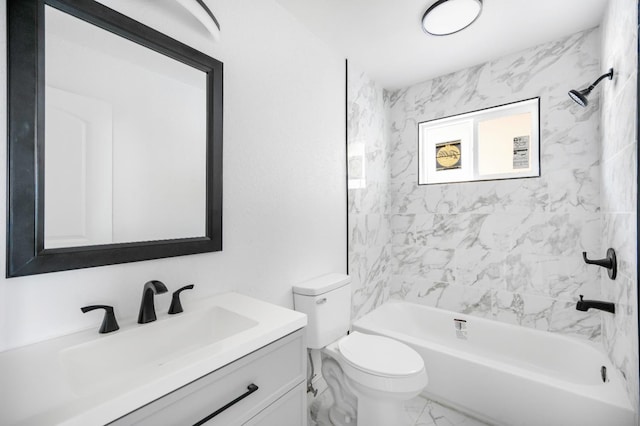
(109, 329), (305, 426)
(243, 382), (306, 426)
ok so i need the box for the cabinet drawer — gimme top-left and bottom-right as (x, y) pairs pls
(110, 329), (305, 426)
(243, 381), (306, 426)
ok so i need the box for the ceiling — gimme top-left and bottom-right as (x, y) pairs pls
(274, 0), (609, 89)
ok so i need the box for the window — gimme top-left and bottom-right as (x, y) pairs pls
(418, 98), (540, 185)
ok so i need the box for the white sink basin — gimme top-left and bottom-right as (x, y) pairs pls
(0, 292), (306, 426)
(60, 306), (258, 395)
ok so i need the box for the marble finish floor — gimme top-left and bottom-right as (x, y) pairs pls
(310, 389), (492, 426)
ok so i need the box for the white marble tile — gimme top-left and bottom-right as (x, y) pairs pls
(601, 0), (638, 105)
(391, 214), (496, 251)
(350, 213), (391, 248)
(493, 290), (601, 341)
(348, 72), (386, 147)
(352, 275), (390, 321)
(542, 105), (601, 171)
(601, 73), (637, 162)
(602, 212), (636, 278)
(471, 213), (524, 251)
(600, 0), (639, 410)
(389, 117), (419, 182)
(311, 390), (494, 426)
(349, 239), (391, 321)
(502, 252), (600, 300)
(543, 255), (601, 300)
(427, 64), (493, 117)
(545, 165), (601, 214)
(390, 214), (437, 247)
(390, 276), (494, 319)
(601, 143), (637, 214)
(453, 179), (547, 214)
(390, 182), (461, 215)
(508, 212), (600, 256)
(348, 181), (391, 214)
(404, 396), (431, 425)
(453, 247), (506, 290)
(393, 246), (456, 284)
(492, 28), (600, 98)
(414, 399), (492, 426)
(348, 64), (394, 319)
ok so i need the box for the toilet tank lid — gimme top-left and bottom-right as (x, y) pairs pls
(292, 273), (351, 296)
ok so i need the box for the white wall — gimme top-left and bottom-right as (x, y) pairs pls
(0, 0), (346, 351)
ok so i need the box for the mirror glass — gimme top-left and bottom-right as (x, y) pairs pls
(418, 98), (540, 185)
(44, 6), (207, 249)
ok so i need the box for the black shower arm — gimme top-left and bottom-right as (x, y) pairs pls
(585, 68), (614, 92)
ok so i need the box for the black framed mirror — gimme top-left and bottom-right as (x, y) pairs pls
(7, 0), (223, 278)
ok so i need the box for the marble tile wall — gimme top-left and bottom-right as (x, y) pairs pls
(346, 15), (639, 420)
(600, 0), (639, 411)
(384, 28), (604, 342)
(347, 64), (392, 320)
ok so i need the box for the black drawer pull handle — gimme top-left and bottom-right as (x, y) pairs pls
(193, 383), (259, 425)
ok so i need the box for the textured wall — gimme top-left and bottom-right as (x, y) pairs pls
(600, 0), (639, 411)
(382, 28), (604, 342)
(347, 65), (392, 320)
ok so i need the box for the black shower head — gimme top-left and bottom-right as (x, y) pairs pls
(568, 68), (614, 108)
(568, 88), (590, 107)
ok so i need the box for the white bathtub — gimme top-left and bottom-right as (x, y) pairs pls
(352, 301), (635, 426)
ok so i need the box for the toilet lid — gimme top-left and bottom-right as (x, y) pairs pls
(338, 331), (424, 377)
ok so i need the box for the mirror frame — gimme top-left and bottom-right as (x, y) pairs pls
(7, 0), (223, 278)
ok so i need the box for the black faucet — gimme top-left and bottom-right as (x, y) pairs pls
(576, 295), (615, 314)
(138, 280), (168, 324)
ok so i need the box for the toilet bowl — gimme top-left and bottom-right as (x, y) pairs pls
(323, 331), (428, 426)
(292, 273), (428, 426)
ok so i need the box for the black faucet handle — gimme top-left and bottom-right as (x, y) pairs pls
(81, 305), (119, 333)
(168, 284), (195, 314)
(582, 249), (617, 279)
(579, 295), (584, 301)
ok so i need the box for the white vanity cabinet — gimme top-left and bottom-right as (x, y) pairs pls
(109, 329), (306, 426)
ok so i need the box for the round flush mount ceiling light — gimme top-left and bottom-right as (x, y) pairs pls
(422, 0), (483, 36)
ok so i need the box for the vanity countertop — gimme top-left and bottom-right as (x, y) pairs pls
(0, 292), (306, 426)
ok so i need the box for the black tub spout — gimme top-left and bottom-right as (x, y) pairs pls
(576, 295), (615, 314)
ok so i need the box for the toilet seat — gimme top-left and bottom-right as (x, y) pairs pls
(338, 331), (424, 377)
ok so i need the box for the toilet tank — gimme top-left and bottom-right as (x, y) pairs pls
(292, 273), (351, 349)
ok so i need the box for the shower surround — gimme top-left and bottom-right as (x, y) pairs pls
(349, 27), (603, 339)
(348, 7), (638, 419)
(386, 28), (603, 340)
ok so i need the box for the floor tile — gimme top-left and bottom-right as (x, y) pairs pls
(404, 395), (430, 424)
(312, 389), (493, 426)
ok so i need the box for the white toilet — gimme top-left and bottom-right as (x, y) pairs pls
(293, 274), (428, 426)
